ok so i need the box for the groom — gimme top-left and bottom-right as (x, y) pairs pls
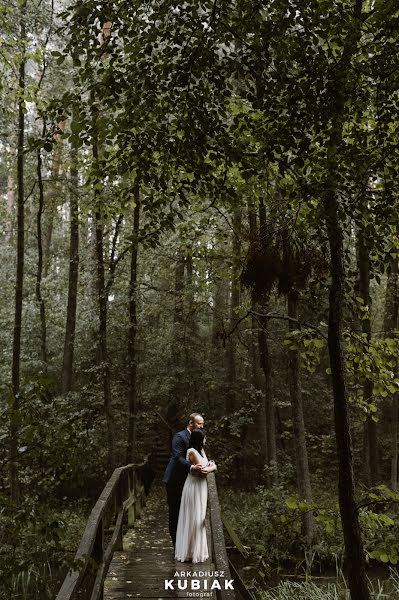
(163, 413), (205, 546)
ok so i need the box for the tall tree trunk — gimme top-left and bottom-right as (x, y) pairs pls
(126, 187), (140, 462)
(252, 307), (268, 462)
(357, 231), (378, 485)
(322, 3), (370, 596)
(257, 200), (277, 482)
(42, 122), (65, 278)
(287, 290), (314, 545)
(61, 148), (80, 393)
(391, 390), (399, 492)
(36, 144), (48, 369)
(383, 258), (399, 490)
(184, 254), (199, 402)
(258, 308), (277, 484)
(42, 206), (56, 278)
(95, 210), (115, 472)
(248, 207), (268, 462)
(9, 0), (27, 504)
(324, 188), (369, 600)
(226, 208), (241, 413)
(92, 141), (115, 473)
(211, 276), (228, 417)
(167, 253), (185, 430)
(185, 255), (197, 334)
(212, 278), (228, 347)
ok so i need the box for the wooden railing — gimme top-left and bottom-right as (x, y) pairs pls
(56, 455), (154, 600)
(207, 472), (236, 600)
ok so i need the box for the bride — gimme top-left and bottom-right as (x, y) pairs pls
(174, 428), (217, 563)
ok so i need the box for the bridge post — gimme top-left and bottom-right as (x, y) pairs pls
(114, 475), (124, 551)
(208, 473), (236, 600)
(136, 470), (143, 518)
(128, 470), (136, 526)
(92, 518), (105, 600)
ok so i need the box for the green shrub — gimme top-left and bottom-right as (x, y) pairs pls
(220, 480), (399, 575)
(0, 495), (88, 599)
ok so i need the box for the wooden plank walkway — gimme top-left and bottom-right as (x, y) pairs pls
(104, 483), (218, 599)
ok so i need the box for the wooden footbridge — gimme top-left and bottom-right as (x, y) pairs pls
(56, 455), (248, 600)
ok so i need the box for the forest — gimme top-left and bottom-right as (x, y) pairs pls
(1, 0), (399, 599)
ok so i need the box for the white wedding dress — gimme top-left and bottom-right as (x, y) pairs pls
(175, 448), (209, 563)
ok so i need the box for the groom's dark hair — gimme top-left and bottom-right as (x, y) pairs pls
(189, 428), (206, 453)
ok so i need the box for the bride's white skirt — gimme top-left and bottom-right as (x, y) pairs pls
(175, 473), (208, 563)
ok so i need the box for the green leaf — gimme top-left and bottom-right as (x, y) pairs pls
(285, 496), (299, 509)
(71, 121), (83, 135)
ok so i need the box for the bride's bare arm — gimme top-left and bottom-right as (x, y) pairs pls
(187, 449), (201, 465)
(187, 449), (204, 475)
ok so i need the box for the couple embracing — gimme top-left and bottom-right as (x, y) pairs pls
(163, 413), (217, 563)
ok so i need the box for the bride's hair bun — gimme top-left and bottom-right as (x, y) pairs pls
(189, 428), (206, 452)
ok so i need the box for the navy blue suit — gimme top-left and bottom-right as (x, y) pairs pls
(163, 429), (191, 545)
